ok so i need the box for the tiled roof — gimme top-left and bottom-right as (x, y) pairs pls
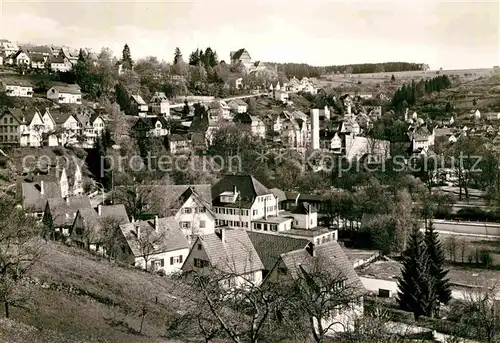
(30, 54), (45, 62)
(21, 181), (61, 212)
(1, 79), (33, 87)
(150, 92), (168, 102)
(50, 56), (67, 64)
(269, 188), (287, 202)
(197, 229), (264, 274)
(291, 202), (317, 214)
(52, 84), (81, 94)
(51, 111), (73, 124)
(4, 108), (26, 123)
(132, 116), (170, 130)
(131, 94), (146, 105)
(247, 231), (309, 271)
(120, 217), (190, 257)
(75, 205), (129, 241)
(279, 241), (365, 293)
(211, 174), (271, 208)
(231, 48), (250, 61)
(46, 196), (92, 227)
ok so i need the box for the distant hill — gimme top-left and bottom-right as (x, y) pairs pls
(265, 61), (427, 79)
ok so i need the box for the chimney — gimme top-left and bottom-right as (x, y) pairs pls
(40, 180), (44, 195)
(136, 225), (141, 239)
(215, 228), (225, 243)
(233, 185), (237, 195)
(97, 204), (102, 216)
(264, 197), (268, 220)
(154, 215), (159, 232)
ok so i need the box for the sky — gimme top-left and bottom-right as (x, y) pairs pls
(0, 0), (498, 69)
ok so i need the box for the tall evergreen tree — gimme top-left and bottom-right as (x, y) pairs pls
(189, 49), (201, 66)
(122, 44), (133, 70)
(174, 47), (183, 65)
(424, 222), (452, 306)
(397, 226), (438, 319)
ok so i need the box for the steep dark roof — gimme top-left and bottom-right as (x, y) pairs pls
(211, 175), (271, 208)
(120, 217), (189, 256)
(46, 196), (92, 227)
(279, 241), (365, 293)
(21, 181), (61, 212)
(290, 202), (317, 214)
(231, 48), (250, 61)
(269, 188), (287, 203)
(189, 229), (263, 274)
(247, 231), (309, 271)
(132, 116), (170, 130)
(51, 84), (81, 94)
(75, 205), (130, 242)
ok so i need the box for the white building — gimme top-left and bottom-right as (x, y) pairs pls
(47, 84), (82, 104)
(182, 228), (264, 289)
(50, 56), (73, 72)
(211, 175), (280, 230)
(120, 216), (191, 274)
(150, 92), (170, 116)
(1, 80), (33, 97)
(227, 99), (248, 113)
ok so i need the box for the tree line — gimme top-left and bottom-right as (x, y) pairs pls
(392, 75), (452, 110)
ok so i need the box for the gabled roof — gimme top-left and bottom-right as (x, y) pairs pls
(120, 217), (190, 257)
(21, 181), (61, 212)
(1, 79), (33, 87)
(50, 84), (81, 94)
(30, 54), (46, 63)
(195, 229), (264, 274)
(51, 111), (74, 124)
(46, 196), (92, 227)
(131, 94), (146, 105)
(247, 231), (309, 271)
(150, 92), (169, 103)
(279, 241), (365, 293)
(132, 116), (170, 130)
(3, 108), (26, 124)
(75, 205), (129, 242)
(291, 202), (317, 214)
(211, 174), (271, 208)
(269, 188), (287, 202)
(231, 48), (251, 61)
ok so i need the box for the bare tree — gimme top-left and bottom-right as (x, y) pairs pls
(134, 225), (166, 271)
(283, 257), (363, 343)
(444, 236), (457, 263)
(457, 283), (500, 343)
(0, 196), (42, 318)
(100, 217), (125, 262)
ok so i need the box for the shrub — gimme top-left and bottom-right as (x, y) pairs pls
(53, 146), (65, 156)
(479, 250), (493, 268)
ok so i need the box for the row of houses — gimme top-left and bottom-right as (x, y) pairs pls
(1, 80), (82, 104)
(0, 40), (88, 72)
(0, 106), (105, 147)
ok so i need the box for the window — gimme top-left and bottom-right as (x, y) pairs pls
(160, 259), (165, 267)
(3, 118), (7, 124)
(181, 221), (191, 228)
(197, 244), (202, 250)
(264, 224), (268, 231)
(252, 209), (258, 216)
(199, 220), (206, 228)
(183, 207), (192, 214)
(199, 207), (206, 213)
(295, 220), (298, 225)
(244, 222), (248, 227)
(255, 223), (262, 230)
(215, 219), (219, 226)
(236, 221), (240, 227)
(170, 255), (183, 265)
(221, 208), (226, 214)
(271, 224), (277, 232)
(228, 220), (233, 226)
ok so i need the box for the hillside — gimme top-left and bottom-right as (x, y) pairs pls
(8, 241), (189, 342)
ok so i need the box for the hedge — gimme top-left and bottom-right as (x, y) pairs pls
(435, 206), (500, 223)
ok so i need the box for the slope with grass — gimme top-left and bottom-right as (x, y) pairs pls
(9, 241), (189, 342)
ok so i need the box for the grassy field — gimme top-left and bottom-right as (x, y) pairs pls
(9, 241), (190, 342)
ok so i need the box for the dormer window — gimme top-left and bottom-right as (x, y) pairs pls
(219, 188), (239, 203)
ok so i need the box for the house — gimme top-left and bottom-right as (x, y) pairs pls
(20, 180), (61, 218)
(484, 112), (500, 121)
(0, 40), (19, 56)
(234, 77), (243, 89)
(72, 204), (130, 253)
(150, 92), (170, 116)
(470, 109), (481, 119)
(167, 133), (191, 154)
(207, 100), (231, 121)
(344, 134), (391, 161)
(1, 79), (33, 97)
(273, 89), (290, 103)
(211, 174), (280, 230)
(30, 54), (46, 69)
(59, 47), (79, 65)
(47, 84), (82, 104)
(132, 116), (171, 138)
(20, 164), (70, 198)
(0, 108), (24, 146)
(227, 99), (248, 113)
(78, 113), (105, 148)
(182, 228), (264, 288)
(51, 111), (80, 146)
(264, 240), (365, 334)
(130, 95), (148, 116)
(229, 48), (252, 69)
(12, 50), (30, 65)
(120, 216), (191, 274)
(130, 184), (216, 243)
(43, 195), (92, 237)
(320, 131), (342, 153)
(408, 126), (435, 153)
(280, 114), (309, 149)
(50, 56), (72, 72)
(233, 113), (266, 138)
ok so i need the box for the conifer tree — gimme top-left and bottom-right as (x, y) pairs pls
(397, 226), (438, 319)
(122, 44), (133, 70)
(424, 222), (452, 306)
(174, 47), (183, 65)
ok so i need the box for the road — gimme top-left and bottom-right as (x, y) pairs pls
(431, 219), (500, 237)
(169, 93), (267, 108)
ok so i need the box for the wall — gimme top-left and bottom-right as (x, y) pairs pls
(292, 211), (318, 230)
(135, 248), (190, 274)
